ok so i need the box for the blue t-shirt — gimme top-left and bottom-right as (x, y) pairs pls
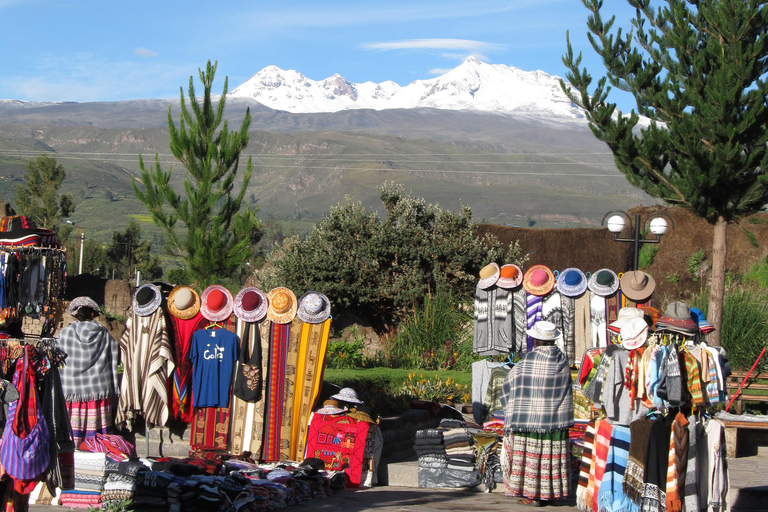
(190, 328), (238, 408)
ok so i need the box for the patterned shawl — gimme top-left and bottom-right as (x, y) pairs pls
(58, 320), (119, 402)
(561, 296), (576, 365)
(169, 312), (206, 423)
(592, 419), (614, 512)
(683, 416), (699, 512)
(502, 345), (573, 433)
(665, 412), (688, 512)
(625, 416), (653, 504)
(576, 419), (596, 510)
(525, 293), (543, 352)
(513, 288), (528, 354)
(598, 425), (638, 512)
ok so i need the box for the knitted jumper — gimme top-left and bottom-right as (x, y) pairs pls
(665, 412), (688, 512)
(682, 351), (704, 406)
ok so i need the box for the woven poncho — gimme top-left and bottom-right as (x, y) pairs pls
(502, 345), (574, 433)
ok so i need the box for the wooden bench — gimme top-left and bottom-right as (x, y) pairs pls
(720, 370), (768, 458)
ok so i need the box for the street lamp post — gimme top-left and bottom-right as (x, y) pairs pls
(601, 210), (676, 271)
(65, 220), (85, 275)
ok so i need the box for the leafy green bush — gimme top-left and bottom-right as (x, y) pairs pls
(325, 339), (366, 369)
(387, 286), (476, 371)
(688, 249), (707, 282)
(638, 243), (659, 269)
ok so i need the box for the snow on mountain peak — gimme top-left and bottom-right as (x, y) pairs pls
(230, 61), (587, 123)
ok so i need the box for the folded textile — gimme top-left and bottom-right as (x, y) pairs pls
(415, 429), (443, 439)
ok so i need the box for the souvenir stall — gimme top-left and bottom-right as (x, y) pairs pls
(0, 215), (67, 339)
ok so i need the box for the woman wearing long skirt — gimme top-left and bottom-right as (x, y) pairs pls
(501, 320), (574, 507)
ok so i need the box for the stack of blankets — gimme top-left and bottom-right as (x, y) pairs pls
(102, 459), (150, 508)
(415, 419), (480, 488)
(59, 451), (108, 508)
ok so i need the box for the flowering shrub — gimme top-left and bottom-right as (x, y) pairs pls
(396, 373), (471, 404)
(325, 339), (365, 369)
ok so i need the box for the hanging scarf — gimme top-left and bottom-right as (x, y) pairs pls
(502, 345), (573, 433)
(561, 296), (576, 365)
(598, 425), (638, 512)
(169, 312), (206, 423)
(592, 419), (614, 512)
(512, 289), (527, 354)
(665, 412), (688, 512)
(585, 418), (603, 509)
(525, 293), (543, 352)
(683, 415), (699, 512)
(576, 419), (596, 511)
(624, 416), (653, 504)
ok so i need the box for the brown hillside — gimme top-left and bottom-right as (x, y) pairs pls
(478, 205), (768, 304)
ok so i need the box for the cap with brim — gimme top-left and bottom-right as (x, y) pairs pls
(167, 285), (200, 320)
(588, 269), (619, 296)
(331, 387), (364, 404)
(556, 268), (588, 297)
(68, 296), (100, 317)
(608, 307), (645, 333)
(620, 317), (649, 350)
(297, 291), (331, 324)
(200, 285), (234, 322)
(496, 264), (523, 289)
(133, 284), (162, 317)
(522, 265), (555, 296)
(656, 301), (697, 333)
(266, 287), (297, 324)
(525, 320), (561, 341)
(234, 287), (268, 323)
(478, 263), (500, 290)
(619, 270), (656, 302)
(690, 307), (715, 334)
(315, 399), (347, 415)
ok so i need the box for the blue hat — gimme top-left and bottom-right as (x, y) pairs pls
(690, 307), (715, 334)
(556, 268), (587, 297)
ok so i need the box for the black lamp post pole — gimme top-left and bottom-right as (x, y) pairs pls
(633, 213), (641, 272)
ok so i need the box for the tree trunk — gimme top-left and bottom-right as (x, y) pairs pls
(708, 215), (728, 347)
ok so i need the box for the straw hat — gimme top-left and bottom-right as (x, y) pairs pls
(234, 287), (268, 323)
(556, 268), (588, 297)
(167, 285), (200, 320)
(348, 404), (378, 424)
(588, 269), (619, 296)
(296, 291), (331, 324)
(68, 296), (100, 317)
(133, 283), (162, 317)
(496, 264), (523, 289)
(478, 263), (500, 290)
(620, 317), (649, 350)
(522, 265), (555, 296)
(525, 320), (561, 341)
(200, 285), (234, 322)
(619, 270), (656, 302)
(266, 287), (297, 324)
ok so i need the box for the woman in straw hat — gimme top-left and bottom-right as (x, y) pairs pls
(500, 321), (574, 507)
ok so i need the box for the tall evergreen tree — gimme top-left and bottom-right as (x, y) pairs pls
(15, 154), (75, 233)
(562, 0), (768, 345)
(134, 61), (259, 287)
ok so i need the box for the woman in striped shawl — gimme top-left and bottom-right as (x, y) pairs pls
(501, 321), (574, 507)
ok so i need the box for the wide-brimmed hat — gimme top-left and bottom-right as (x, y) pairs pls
(478, 263), (500, 290)
(133, 283), (162, 317)
(297, 291), (331, 324)
(656, 301), (697, 334)
(200, 285), (234, 322)
(620, 270), (656, 302)
(167, 285), (200, 320)
(556, 268), (588, 297)
(496, 264), (523, 289)
(331, 387), (364, 404)
(608, 307), (645, 333)
(348, 404), (378, 424)
(522, 265), (555, 296)
(689, 307), (715, 334)
(620, 317), (649, 350)
(234, 287), (268, 323)
(315, 399), (347, 415)
(525, 320), (561, 341)
(68, 296), (101, 317)
(588, 269), (619, 296)
(266, 287), (297, 324)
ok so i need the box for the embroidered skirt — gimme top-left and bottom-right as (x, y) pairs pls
(66, 398), (115, 446)
(501, 429), (571, 501)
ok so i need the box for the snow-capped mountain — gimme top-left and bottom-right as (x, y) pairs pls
(230, 57), (586, 123)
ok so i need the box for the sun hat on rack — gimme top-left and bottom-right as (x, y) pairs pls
(266, 287), (298, 324)
(689, 307), (715, 334)
(167, 285), (200, 320)
(556, 267), (588, 297)
(200, 284), (234, 322)
(620, 316), (649, 350)
(619, 270), (656, 302)
(234, 286), (268, 323)
(656, 301), (697, 334)
(297, 291), (331, 324)
(68, 296), (101, 317)
(331, 387), (364, 404)
(522, 265), (555, 296)
(525, 320), (561, 341)
(477, 263), (500, 290)
(315, 399), (347, 415)
(608, 307), (645, 333)
(588, 269), (619, 297)
(496, 264), (523, 289)
(133, 283), (162, 317)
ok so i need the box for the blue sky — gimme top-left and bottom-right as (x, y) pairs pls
(1, 0), (638, 110)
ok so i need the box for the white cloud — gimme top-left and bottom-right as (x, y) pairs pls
(363, 38), (503, 53)
(134, 47), (158, 58)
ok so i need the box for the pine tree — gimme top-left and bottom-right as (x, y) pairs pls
(15, 154), (75, 232)
(134, 61), (259, 287)
(562, 0), (768, 345)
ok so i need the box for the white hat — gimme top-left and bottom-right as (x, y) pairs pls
(524, 320), (561, 341)
(620, 317), (649, 350)
(608, 307), (645, 333)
